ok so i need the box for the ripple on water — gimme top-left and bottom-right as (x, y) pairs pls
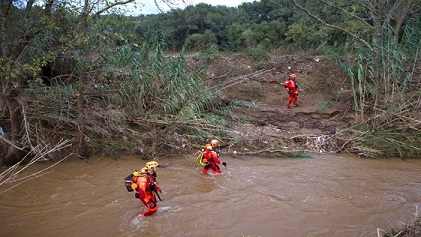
(118, 210), (147, 236)
(2, 155), (421, 237)
(158, 205), (181, 213)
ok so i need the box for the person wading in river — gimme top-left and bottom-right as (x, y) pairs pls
(130, 166), (161, 216)
(201, 139), (220, 156)
(201, 145), (226, 174)
(283, 73), (299, 108)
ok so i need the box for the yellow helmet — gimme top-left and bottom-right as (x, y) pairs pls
(145, 161), (159, 171)
(133, 170), (141, 176)
(206, 145), (213, 151)
(140, 167), (148, 174)
(210, 139), (218, 147)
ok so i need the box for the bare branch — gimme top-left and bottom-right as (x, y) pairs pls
(220, 68), (275, 90)
(0, 134), (25, 150)
(92, 0), (135, 18)
(382, 0), (407, 28)
(44, 0), (54, 16)
(290, 0), (373, 51)
(21, 99), (34, 150)
(24, 0), (36, 19)
(319, 0), (374, 29)
(153, 0), (186, 13)
(0, 140), (72, 195)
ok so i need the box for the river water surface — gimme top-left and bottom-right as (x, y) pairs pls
(0, 153), (420, 237)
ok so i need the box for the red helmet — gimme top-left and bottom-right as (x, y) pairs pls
(289, 74), (297, 80)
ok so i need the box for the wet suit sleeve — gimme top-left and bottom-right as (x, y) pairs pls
(212, 152), (221, 164)
(155, 183), (162, 192)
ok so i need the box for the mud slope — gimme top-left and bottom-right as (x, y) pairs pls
(199, 54), (355, 154)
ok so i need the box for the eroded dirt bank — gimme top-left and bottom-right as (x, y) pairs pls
(190, 54), (355, 155)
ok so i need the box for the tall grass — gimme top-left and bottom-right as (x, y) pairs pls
(336, 23), (421, 158)
(96, 33), (230, 155)
(109, 34), (223, 120)
(21, 32), (230, 157)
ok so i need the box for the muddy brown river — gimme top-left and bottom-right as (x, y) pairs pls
(0, 153), (420, 237)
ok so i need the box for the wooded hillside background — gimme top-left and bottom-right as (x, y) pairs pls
(0, 0), (420, 166)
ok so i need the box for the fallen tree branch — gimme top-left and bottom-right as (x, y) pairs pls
(219, 68), (275, 90)
(0, 139), (72, 195)
(128, 118), (226, 131)
(0, 134), (25, 150)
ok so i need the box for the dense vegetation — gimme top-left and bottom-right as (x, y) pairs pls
(0, 0), (420, 166)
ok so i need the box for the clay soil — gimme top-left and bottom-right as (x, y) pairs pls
(196, 54), (355, 155)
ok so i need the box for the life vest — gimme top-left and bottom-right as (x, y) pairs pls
(203, 150), (217, 162)
(284, 79), (297, 92)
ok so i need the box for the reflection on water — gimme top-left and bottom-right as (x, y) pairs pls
(1, 154), (420, 237)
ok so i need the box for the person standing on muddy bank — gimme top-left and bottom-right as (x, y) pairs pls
(283, 73), (299, 108)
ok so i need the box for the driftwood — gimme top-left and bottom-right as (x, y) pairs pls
(127, 118), (225, 132)
(0, 140), (72, 195)
(376, 206), (421, 237)
(219, 68), (275, 90)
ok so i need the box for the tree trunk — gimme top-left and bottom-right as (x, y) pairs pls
(74, 0), (136, 159)
(393, 0), (413, 47)
(372, 0), (382, 79)
(75, 0), (91, 160)
(2, 89), (28, 166)
(76, 90), (89, 159)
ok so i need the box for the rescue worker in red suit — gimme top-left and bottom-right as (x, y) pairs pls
(201, 145), (226, 174)
(201, 139), (220, 156)
(283, 74), (299, 108)
(131, 167), (161, 216)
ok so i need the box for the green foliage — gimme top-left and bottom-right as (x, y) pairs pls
(285, 18), (314, 47)
(400, 14), (421, 55)
(348, 92), (421, 158)
(247, 44), (269, 61)
(225, 22), (246, 51)
(96, 33), (231, 150)
(236, 115), (251, 124)
(186, 30), (217, 51)
(286, 150), (311, 158)
(354, 127), (421, 159)
(1, 0), (419, 160)
(131, 0), (295, 52)
(284, 17), (332, 49)
(253, 61), (265, 70)
(337, 17), (420, 115)
(272, 144), (285, 151)
(317, 100), (333, 113)
(232, 100), (261, 109)
(245, 20), (287, 48)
